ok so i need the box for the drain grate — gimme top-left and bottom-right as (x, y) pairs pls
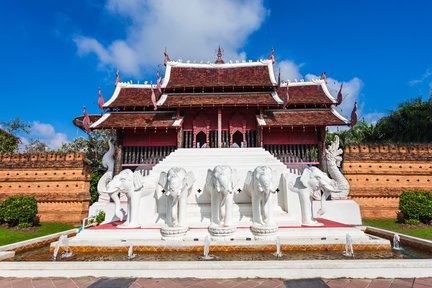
(89, 278), (136, 288)
(284, 278), (329, 288)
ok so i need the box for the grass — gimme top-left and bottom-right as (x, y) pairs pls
(363, 219), (432, 240)
(0, 223), (75, 246)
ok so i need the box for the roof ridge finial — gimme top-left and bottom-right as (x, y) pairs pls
(215, 46), (224, 64)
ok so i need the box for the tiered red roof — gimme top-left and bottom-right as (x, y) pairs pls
(104, 87), (154, 109)
(75, 55), (350, 131)
(90, 112), (178, 129)
(161, 92), (278, 107)
(258, 109), (349, 127)
(164, 64), (274, 89)
(274, 84), (335, 106)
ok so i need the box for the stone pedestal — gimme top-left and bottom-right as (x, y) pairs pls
(160, 226), (188, 241)
(250, 224), (278, 240)
(208, 224), (237, 241)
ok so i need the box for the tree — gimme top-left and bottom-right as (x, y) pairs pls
(326, 121), (379, 149)
(0, 118), (30, 153)
(57, 130), (112, 171)
(57, 137), (88, 153)
(374, 97), (432, 143)
(56, 130), (113, 205)
(23, 138), (49, 153)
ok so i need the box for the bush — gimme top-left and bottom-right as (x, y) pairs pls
(399, 191), (432, 224)
(2, 196), (38, 227)
(90, 170), (104, 205)
(404, 219), (421, 225)
(0, 201), (5, 223)
(96, 210), (105, 224)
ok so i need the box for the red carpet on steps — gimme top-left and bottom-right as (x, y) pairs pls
(88, 218), (352, 230)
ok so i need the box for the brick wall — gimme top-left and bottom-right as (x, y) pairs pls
(0, 152), (91, 224)
(343, 144), (432, 219)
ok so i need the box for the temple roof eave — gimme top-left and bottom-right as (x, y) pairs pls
(256, 109), (350, 127)
(89, 111), (179, 129)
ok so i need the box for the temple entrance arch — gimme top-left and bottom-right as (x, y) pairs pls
(229, 111), (247, 148)
(193, 111), (210, 148)
(196, 131), (207, 148)
(232, 131), (244, 148)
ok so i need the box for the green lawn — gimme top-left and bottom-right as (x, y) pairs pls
(0, 223), (75, 246)
(363, 219), (432, 240)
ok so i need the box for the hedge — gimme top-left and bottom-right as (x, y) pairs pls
(1, 196), (38, 227)
(399, 191), (432, 224)
(0, 201), (4, 223)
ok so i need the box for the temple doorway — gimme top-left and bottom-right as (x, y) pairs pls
(232, 131), (244, 148)
(196, 131), (207, 148)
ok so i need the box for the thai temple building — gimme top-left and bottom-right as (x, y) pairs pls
(74, 48), (350, 174)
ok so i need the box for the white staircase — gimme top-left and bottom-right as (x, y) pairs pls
(148, 148), (303, 227)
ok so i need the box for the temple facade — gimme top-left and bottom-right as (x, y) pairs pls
(74, 49), (349, 175)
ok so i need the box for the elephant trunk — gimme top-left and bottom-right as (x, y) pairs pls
(98, 186), (120, 195)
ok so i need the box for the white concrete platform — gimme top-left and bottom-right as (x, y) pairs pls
(1, 259), (432, 279)
(312, 200), (362, 225)
(64, 224), (386, 249)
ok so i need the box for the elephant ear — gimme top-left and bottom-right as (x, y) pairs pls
(184, 171), (196, 189)
(300, 167), (312, 188)
(243, 170), (253, 198)
(231, 168), (239, 189)
(271, 170), (281, 192)
(133, 170), (144, 190)
(158, 171), (168, 190)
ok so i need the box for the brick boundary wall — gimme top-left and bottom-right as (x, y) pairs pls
(0, 152), (91, 225)
(343, 144), (432, 219)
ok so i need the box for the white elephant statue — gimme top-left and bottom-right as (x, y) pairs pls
(99, 169), (156, 228)
(206, 165), (237, 227)
(244, 166), (280, 226)
(158, 167), (196, 227)
(288, 166), (341, 226)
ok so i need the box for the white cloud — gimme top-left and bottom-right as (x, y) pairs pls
(362, 112), (385, 125)
(32, 121), (56, 138)
(75, 0), (267, 77)
(22, 121), (69, 150)
(274, 60), (303, 81)
(409, 68), (432, 86)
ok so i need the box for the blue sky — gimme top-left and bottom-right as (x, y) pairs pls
(1, 0), (431, 148)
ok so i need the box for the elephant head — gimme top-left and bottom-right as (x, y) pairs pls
(206, 165), (238, 227)
(294, 166), (341, 225)
(158, 167), (195, 227)
(245, 166), (280, 225)
(300, 167), (338, 194)
(99, 169), (155, 228)
(211, 166), (236, 196)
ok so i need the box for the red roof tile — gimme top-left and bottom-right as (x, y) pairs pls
(161, 93), (278, 107)
(105, 88), (154, 108)
(91, 112), (177, 129)
(260, 109), (348, 126)
(165, 66), (273, 88)
(275, 85), (335, 106)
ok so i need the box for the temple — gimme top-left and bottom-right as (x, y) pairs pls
(74, 48), (349, 174)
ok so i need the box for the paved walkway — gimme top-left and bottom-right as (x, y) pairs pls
(0, 278), (431, 288)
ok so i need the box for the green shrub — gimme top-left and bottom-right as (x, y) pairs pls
(96, 210), (105, 224)
(404, 219), (421, 225)
(399, 191), (432, 224)
(0, 201), (5, 223)
(90, 171), (103, 205)
(2, 196), (38, 227)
